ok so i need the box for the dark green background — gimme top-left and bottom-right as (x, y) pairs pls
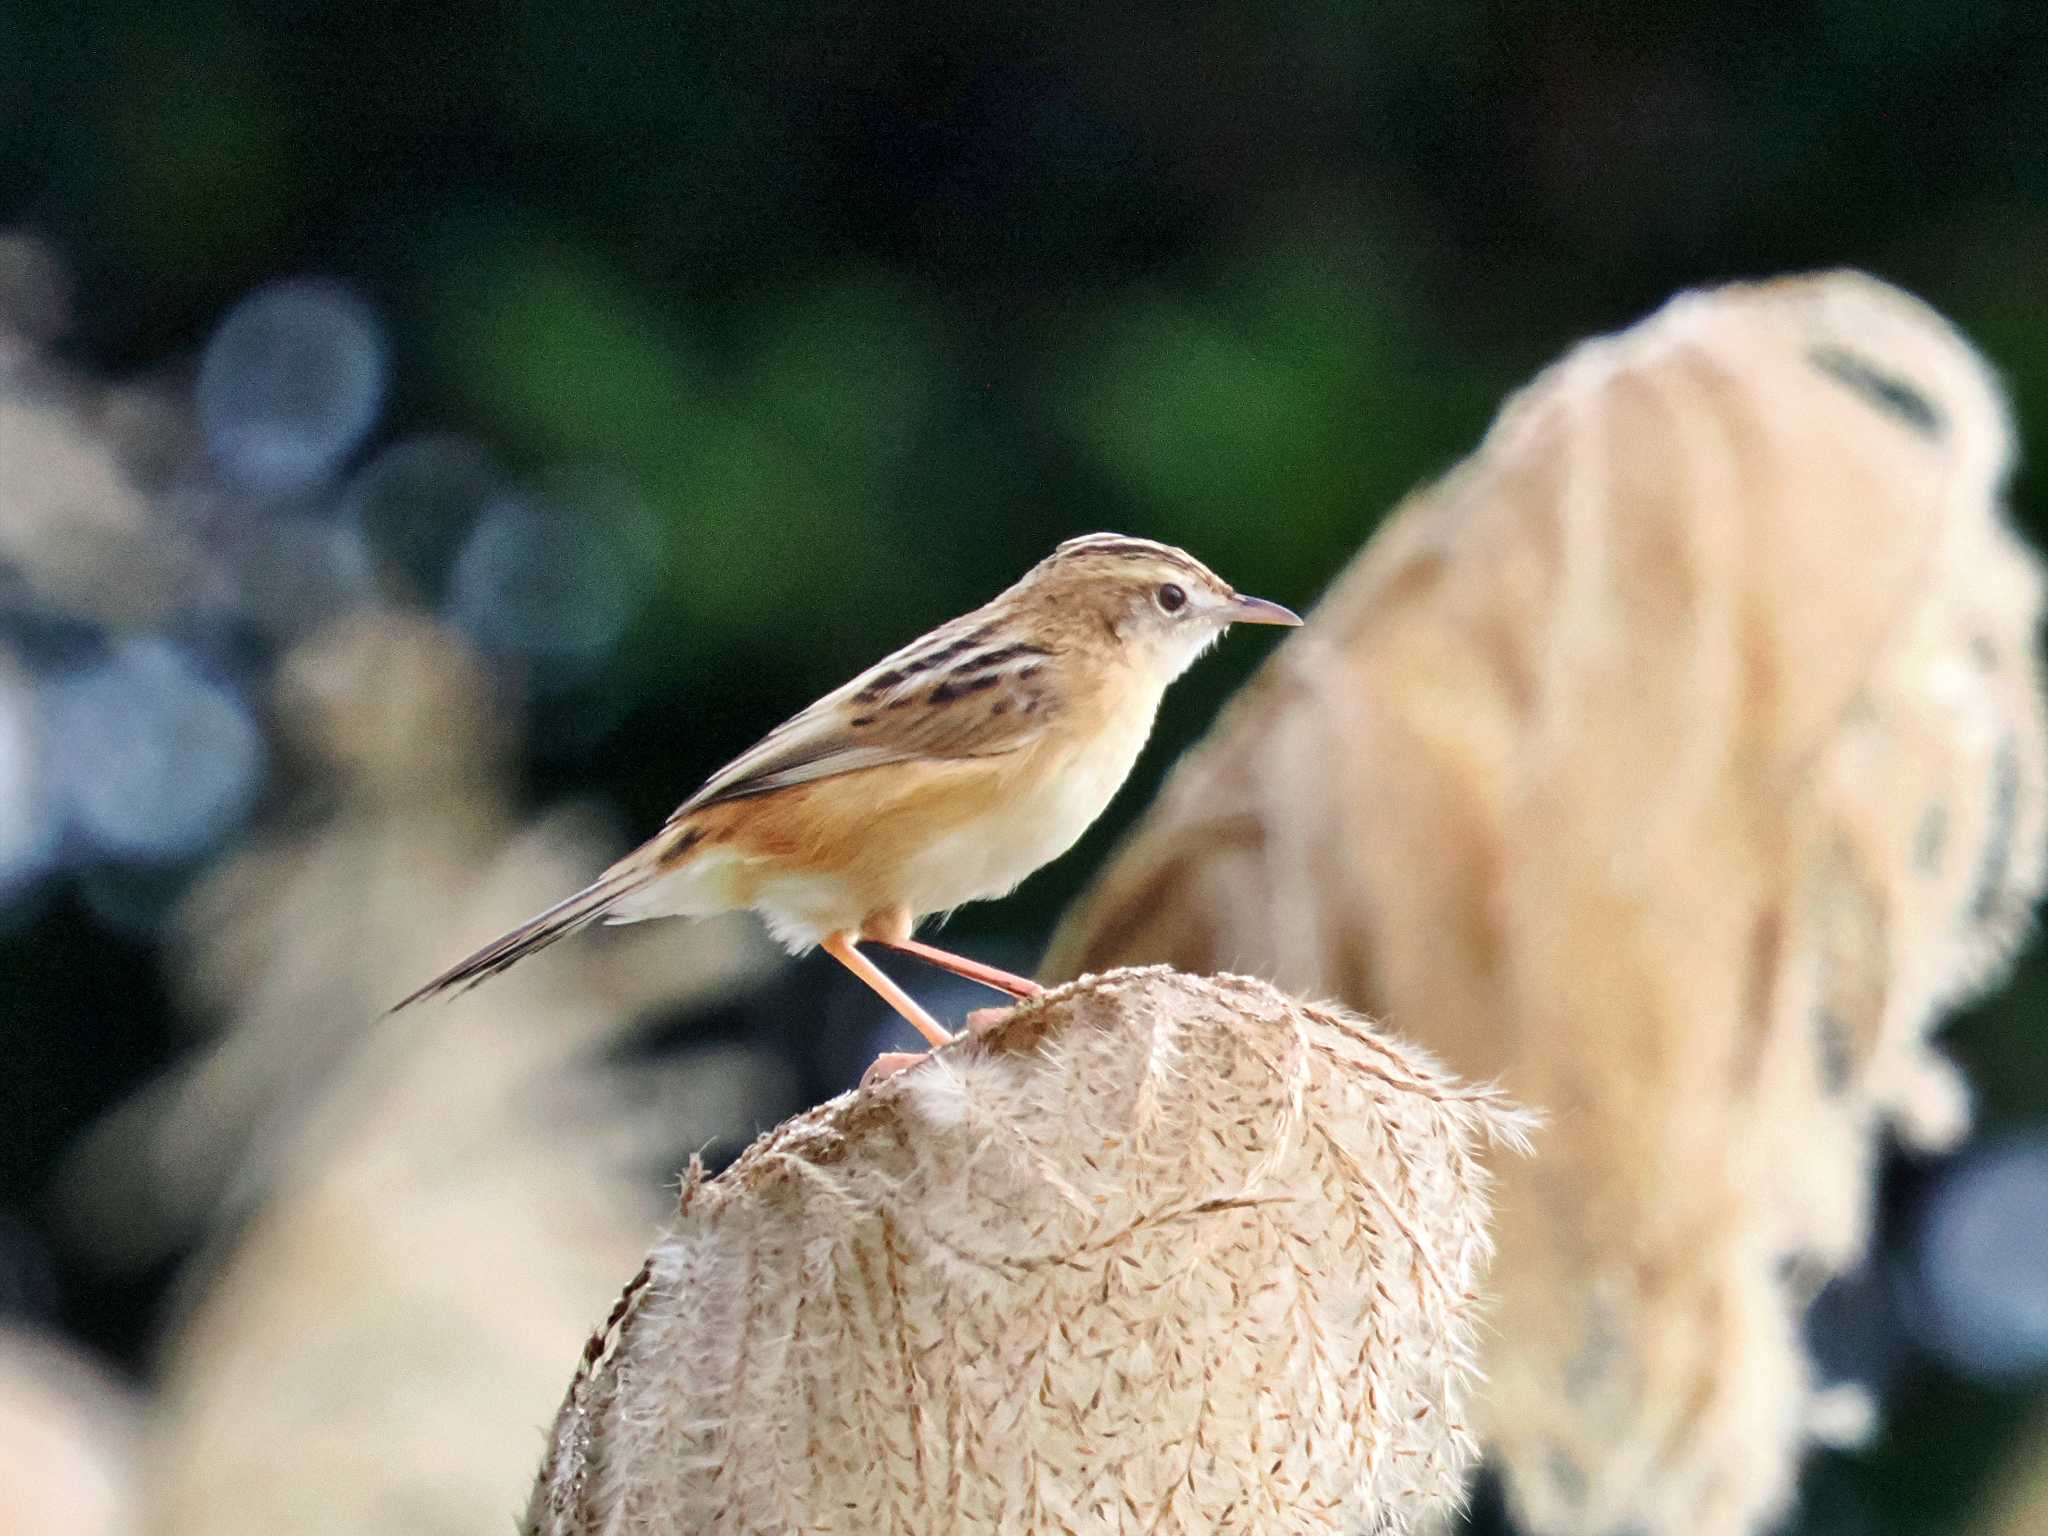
(3, 3), (2046, 1530)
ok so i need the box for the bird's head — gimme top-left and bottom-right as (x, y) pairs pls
(1015, 533), (1302, 681)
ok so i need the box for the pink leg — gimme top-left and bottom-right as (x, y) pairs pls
(872, 935), (1043, 999)
(822, 932), (955, 1049)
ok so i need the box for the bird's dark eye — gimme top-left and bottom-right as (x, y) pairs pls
(1156, 583), (1187, 613)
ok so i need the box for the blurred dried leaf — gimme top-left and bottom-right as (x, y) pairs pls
(0, 389), (206, 626)
(141, 1062), (660, 1536)
(0, 1328), (140, 1536)
(63, 612), (776, 1268)
(48, 612), (777, 1536)
(1048, 272), (2046, 1536)
(530, 968), (1531, 1536)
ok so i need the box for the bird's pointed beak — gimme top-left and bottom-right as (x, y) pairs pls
(1226, 593), (1303, 627)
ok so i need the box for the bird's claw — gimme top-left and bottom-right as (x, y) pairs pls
(861, 1007), (1018, 1087)
(860, 1050), (931, 1087)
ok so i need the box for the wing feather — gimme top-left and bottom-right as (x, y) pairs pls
(669, 610), (1061, 818)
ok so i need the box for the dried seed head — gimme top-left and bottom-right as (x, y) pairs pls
(527, 969), (1530, 1536)
(1047, 272), (2045, 1536)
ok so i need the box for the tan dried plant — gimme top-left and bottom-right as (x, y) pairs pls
(0, 1328), (141, 1536)
(55, 613), (779, 1536)
(527, 967), (1532, 1536)
(0, 375), (206, 629)
(0, 235), (216, 627)
(1046, 272), (2047, 1536)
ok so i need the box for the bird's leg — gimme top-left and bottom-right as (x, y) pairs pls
(822, 931), (954, 1049)
(867, 932), (1044, 999)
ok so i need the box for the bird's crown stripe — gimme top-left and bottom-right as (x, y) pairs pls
(1051, 535), (1221, 583)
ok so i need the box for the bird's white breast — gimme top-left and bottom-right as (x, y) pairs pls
(896, 692), (1160, 919)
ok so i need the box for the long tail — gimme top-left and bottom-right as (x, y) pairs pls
(385, 867), (655, 1013)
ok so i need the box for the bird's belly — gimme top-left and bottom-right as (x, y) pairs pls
(639, 704), (1157, 952)
(895, 721), (1149, 918)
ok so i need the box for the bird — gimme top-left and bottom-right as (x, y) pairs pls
(389, 533), (1301, 1076)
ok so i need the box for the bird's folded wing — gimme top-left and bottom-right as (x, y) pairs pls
(670, 612), (1061, 817)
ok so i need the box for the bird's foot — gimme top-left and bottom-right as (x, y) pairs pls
(860, 1050), (932, 1087)
(860, 1008), (1018, 1086)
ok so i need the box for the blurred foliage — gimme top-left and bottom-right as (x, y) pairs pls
(3, 2), (2048, 1532)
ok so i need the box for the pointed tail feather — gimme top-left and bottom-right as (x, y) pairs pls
(385, 868), (654, 1013)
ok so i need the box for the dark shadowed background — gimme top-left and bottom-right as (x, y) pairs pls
(2, 4), (2047, 1531)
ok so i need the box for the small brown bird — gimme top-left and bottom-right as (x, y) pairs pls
(391, 533), (1300, 1073)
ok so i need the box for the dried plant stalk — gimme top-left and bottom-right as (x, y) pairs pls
(63, 616), (777, 1536)
(528, 967), (1531, 1536)
(0, 1329), (139, 1536)
(1046, 273), (2047, 1536)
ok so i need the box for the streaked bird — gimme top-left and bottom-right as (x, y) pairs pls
(391, 533), (1299, 1075)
